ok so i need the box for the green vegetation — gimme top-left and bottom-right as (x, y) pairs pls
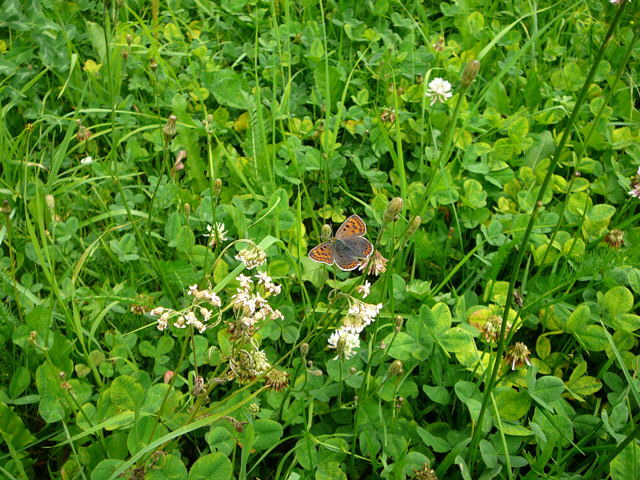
(1, 0), (639, 479)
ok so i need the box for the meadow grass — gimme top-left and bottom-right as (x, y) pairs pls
(0, 1), (639, 479)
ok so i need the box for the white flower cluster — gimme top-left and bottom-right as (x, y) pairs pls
(235, 244), (267, 270)
(327, 298), (383, 360)
(150, 284), (222, 333)
(231, 272), (283, 324)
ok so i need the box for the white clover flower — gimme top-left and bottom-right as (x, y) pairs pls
(357, 281), (371, 298)
(610, 0), (631, 4)
(184, 311), (198, 326)
(426, 77), (453, 105)
(187, 284), (198, 296)
(235, 245), (267, 269)
(629, 186), (640, 199)
(328, 327), (361, 360)
(204, 222), (228, 248)
(174, 316), (187, 328)
(150, 307), (165, 316)
(80, 156), (94, 165)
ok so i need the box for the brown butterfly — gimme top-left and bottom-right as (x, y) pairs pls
(308, 215), (374, 271)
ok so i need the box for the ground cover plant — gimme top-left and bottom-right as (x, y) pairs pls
(0, 0), (639, 478)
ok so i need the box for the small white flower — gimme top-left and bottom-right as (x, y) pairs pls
(357, 281), (371, 298)
(236, 274), (253, 290)
(426, 77), (453, 105)
(184, 311), (198, 326)
(200, 307), (212, 322)
(629, 186), (640, 199)
(610, 0), (630, 4)
(157, 312), (169, 331)
(150, 307), (165, 316)
(328, 327), (361, 360)
(174, 316), (187, 328)
(192, 320), (207, 333)
(187, 284), (198, 296)
(205, 290), (222, 307)
(80, 156), (94, 165)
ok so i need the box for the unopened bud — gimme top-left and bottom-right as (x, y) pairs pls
(395, 316), (403, 332)
(389, 360), (403, 376)
(58, 371), (66, 380)
(574, 171), (581, 177)
(150, 58), (158, 70)
(163, 115), (177, 139)
(45, 194), (55, 216)
(214, 178), (222, 196)
(384, 197), (403, 223)
(321, 224), (332, 242)
(406, 216), (422, 237)
(461, 60), (480, 88)
(121, 49), (129, 60)
(350, 367), (357, 374)
(184, 203), (191, 217)
(126, 34), (133, 46)
(300, 343), (309, 358)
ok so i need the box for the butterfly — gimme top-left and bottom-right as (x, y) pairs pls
(308, 214), (374, 271)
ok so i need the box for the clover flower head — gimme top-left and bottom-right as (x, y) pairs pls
(426, 77), (453, 105)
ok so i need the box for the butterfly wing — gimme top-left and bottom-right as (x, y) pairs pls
(308, 241), (335, 265)
(335, 214), (367, 238)
(334, 237), (373, 271)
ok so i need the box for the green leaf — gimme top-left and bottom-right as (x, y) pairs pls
(494, 388), (530, 421)
(528, 376), (564, 410)
(127, 417), (169, 456)
(210, 70), (249, 109)
(109, 376), (144, 412)
(188, 453), (232, 480)
(146, 454), (188, 480)
(610, 443), (640, 480)
(582, 204), (615, 241)
(566, 304), (590, 333)
(0, 401), (36, 450)
(577, 325), (608, 351)
(423, 385), (450, 405)
(205, 426), (235, 456)
(439, 327), (475, 354)
(316, 462), (347, 480)
(604, 286), (634, 317)
(416, 426), (451, 453)
(9, 366), (30, 399)
(252, 419), (283, 451)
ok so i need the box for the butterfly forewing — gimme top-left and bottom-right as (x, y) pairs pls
(335, 214), (367, 238)
(308, 241), (335, 265)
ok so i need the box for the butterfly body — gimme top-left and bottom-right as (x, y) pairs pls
(308, 214), (373, 271)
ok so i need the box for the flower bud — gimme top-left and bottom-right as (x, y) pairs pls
(126, 33), (133, 46)
(395, 315), (403, 332)
(150, 58), (158, 70)
(406, 216), (422, 238)
(461, 60), (480, 88)
(163, 114), (177, 139)
(321, 224), (332, 242)
(389, 360), (403, 376)
(384, 197), (403, 223)
(300, 343), (309, 358)
(214, 178), (222, 196)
